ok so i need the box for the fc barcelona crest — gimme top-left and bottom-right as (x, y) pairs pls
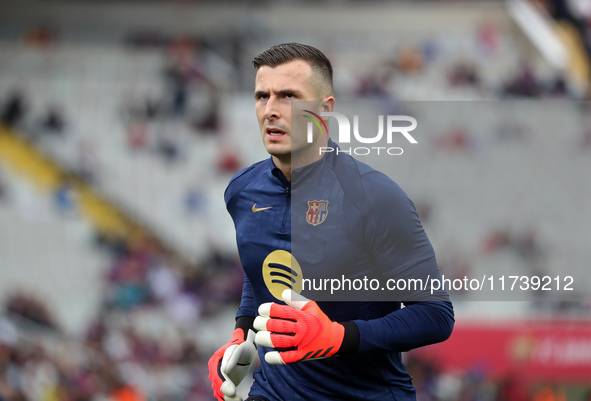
(306, 200), (329, 226)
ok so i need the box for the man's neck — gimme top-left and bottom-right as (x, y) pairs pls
(272, 156), (292, 182)
(272, 138), (330, 182)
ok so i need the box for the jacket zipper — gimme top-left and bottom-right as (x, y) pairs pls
(281, 186), (290, 233)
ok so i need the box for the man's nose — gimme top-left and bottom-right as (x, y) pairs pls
(264, 96), (280, 120)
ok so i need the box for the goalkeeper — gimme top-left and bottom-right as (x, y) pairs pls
(208, 43), (454, 401)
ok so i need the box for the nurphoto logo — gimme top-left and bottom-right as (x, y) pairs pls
(304, 111), (418, 156)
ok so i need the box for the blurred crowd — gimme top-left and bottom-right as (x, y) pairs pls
(0, 314), (211, 401)
(0, 228), (244, 400)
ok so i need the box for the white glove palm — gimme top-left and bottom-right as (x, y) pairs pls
(220, 329), (257, 401)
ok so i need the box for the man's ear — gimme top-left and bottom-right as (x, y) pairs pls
(321, 97), (335, 115)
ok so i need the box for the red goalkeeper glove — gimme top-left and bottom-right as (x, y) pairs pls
(208, 319), (257, 401)
(253, 289), (358, 364)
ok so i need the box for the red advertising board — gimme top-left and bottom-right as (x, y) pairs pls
(415, 320), (591, 383)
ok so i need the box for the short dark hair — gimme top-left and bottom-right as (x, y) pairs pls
(253, 42), (333, 96)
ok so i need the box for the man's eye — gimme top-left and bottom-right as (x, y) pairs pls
(285, 94), (295, 99)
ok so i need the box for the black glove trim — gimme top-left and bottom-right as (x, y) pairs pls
(235, 316), (256, 340)
(337, 321), (360, 355)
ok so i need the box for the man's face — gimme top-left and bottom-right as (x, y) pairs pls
(254, 60), (327, 161)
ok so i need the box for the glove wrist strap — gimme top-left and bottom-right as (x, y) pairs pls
(337, 321), (360, 355)
(235, 316), (255, 341)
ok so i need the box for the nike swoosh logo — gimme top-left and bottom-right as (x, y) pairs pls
(252, 203), (273, 213)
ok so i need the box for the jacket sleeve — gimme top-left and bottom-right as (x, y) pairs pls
(352, 171), (454, 352)
(225, 165), (260, 321)
(236, 274), (257, 319)
(353, 301), (454, 353)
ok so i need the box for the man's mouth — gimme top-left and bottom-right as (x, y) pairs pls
(266, 127), (286, 136)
